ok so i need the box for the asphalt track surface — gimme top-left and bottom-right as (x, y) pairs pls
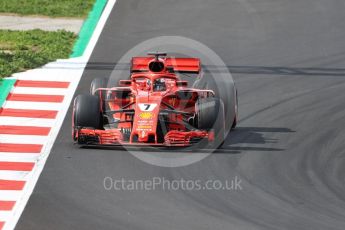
(16, 0), (345, 229)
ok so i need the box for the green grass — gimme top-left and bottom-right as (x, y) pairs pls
(0, 29), (76, 78)
(0, 0), (96, 18)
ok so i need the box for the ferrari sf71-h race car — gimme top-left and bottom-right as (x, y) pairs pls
(72, 52), (238, 149)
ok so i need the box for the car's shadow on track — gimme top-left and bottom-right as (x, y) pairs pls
(80, 145), (241, 154)
(218, 126), (295, 154)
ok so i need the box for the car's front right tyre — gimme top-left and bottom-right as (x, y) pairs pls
(196, 97), (225, 149)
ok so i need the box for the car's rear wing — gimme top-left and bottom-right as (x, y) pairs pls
(131, 57), (201, 73)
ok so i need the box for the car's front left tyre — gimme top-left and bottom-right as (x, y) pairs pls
(72, 94), (102, 142)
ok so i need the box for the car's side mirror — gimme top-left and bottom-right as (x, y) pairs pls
(176, 81), (188, 87)
(119, 80), (132, 86)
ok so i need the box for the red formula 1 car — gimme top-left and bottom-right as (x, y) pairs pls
(72, 52), (237, 148)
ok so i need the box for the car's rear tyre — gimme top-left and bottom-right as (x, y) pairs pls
(90, 77), (110, 123)
(72, 94), (102, 141)
(90, 77), (108, 96)
(232, 115), (237, 129)
(231, 88), (238, 129)
(196, 97), (225, 149)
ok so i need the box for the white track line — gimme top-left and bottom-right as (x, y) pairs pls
(0, 135), (47, 145)
(3, 101), (62, 111)
(12, 87), (68, 95)
(0, 117), (55, 127)
(83, 0), (118, 59)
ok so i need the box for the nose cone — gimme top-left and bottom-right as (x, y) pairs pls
(131, 100), (160, 143)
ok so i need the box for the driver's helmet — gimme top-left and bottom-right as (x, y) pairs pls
(153, 78), (166, 91)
